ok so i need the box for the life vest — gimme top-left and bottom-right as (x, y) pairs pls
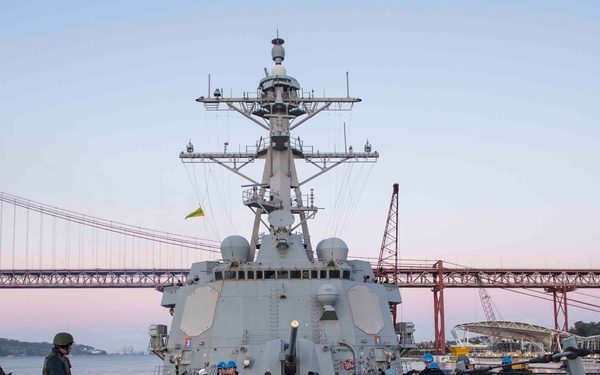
(43, 349), (72, 375)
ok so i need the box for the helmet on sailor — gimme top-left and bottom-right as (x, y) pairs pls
(423, 353), (434, 363)
(457, 355), (471, 368)
(502, 357), (512, 365)
(430, 362), (440, 369)
(227, 361), (237, 369)
(217, 362), (227, 369)
(53, 332), (74, 347)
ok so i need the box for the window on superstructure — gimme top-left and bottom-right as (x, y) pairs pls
(265, 270), (276, 279)
(311, 270), (318, 279)
(290, 270), (301, 279)
(320, 270), (327, 279)
(343, 270), (351, 280)
(302, 270), (310, 279)
(225, 271), (236, 280)
(329, 270), (340, 279)
(256, 270), (263, 279)
(247, 271), (255, 279)
(215, 271), (223, 281)
(238, 271), (246, 280)
(277, 270), (289, 279)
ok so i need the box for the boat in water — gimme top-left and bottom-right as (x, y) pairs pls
(147, 36), (417, 375)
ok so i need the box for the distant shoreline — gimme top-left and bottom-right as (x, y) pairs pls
(0, 338), (107, 357)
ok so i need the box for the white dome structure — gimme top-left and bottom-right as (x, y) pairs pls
(220, 235), (251, 262)
(317, 283), (340, 320)
(316, 237), (349, 263)
(271, 64), (286, 76)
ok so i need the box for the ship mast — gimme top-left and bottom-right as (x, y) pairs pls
(181, 37), (378, 258)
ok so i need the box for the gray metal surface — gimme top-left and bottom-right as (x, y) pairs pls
(149, 36), (414, 375)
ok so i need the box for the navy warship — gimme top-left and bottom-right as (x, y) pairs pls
(148, 36), (417, 375)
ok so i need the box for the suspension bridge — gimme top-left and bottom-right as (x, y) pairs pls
(2, 190), (600, 353)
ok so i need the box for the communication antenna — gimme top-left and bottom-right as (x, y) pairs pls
(346, 71), (350, 98)
(343, 122), (347, 152)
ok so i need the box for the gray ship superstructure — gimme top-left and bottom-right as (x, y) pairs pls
(148, 36), (416, 375)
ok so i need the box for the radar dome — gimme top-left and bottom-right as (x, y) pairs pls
(220, 235), (251, 262)
(316, 237), (349, 263)
(317, 284), (339, 307)
(317, 283), (340, 320)
(271, 65), (286, 76)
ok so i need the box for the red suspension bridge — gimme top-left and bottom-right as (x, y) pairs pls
(2, 190), (600, 353)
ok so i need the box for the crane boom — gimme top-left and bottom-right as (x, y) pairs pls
(376, 183), (399, 284)
(477, 273), (503, 346)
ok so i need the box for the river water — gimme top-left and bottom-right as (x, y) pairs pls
(0, 354), (163, 375)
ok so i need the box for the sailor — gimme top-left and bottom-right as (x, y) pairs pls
(42, 332), (74, 375)
(500, 357), (515, 373)
(426, 362), (445, 375)
(217, 362), (227, 375)
(226, 361), (239, 375)
(418, 353), (434, 375)
(455, 355), (474, 372)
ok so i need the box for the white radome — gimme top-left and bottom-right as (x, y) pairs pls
(272, 64), (286, 76)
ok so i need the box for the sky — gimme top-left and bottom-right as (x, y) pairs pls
(1, 0), (600, 354)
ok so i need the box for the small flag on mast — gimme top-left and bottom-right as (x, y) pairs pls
(185, 207), (205, 219)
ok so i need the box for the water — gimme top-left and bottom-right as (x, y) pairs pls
(0, 354), (163, 375)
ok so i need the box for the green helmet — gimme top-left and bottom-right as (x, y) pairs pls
(53, 332), (74, 346)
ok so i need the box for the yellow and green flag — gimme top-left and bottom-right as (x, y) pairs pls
(185, 206), (205, 219)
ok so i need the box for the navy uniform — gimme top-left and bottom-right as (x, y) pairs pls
(43, 332), (74, 375)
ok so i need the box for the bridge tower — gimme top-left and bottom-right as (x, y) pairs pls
(433, 260), (446, 354)
(546, 286), (576, 332)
